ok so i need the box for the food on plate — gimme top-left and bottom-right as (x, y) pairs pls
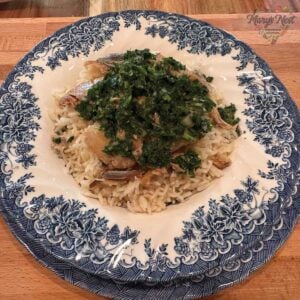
(51, 49), (240, 213)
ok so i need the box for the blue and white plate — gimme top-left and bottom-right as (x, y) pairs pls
(0, 10), (299, 284)
(0, 181), (299, 299)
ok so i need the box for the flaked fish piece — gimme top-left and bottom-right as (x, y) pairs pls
(109, 156), (136, 170)
(90, 179), (123, 190)
(97, 53), (124, 67)
(84, 61), (110, 80)
(210, 107), (234, 130)
(84, 53), (124, 80)
(85, 127), (111, 165)
(171, 140), (190, 153)
(84, 126), (136, 170)
(141, 168), (167, 187)
(82, 54), (124, 80)
(185, 70), (207, 85)
(103, 170), (140, 180)
(211, 152), (231, 169)
(58, 94), (79, 107)
(59, 81), (94, 107)
(170, 163), (184, 173)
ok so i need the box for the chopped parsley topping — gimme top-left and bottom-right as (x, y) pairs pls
(67, 136), (74, 143)
(138, 140), (171, 169)
(203, 74), (214, 83)
(75, 49), (232, 173)
(172, 151), (201, 176)
(104, 138), (133, 157)
(52, 137), (62, 144)
(218, 104), (240, 126)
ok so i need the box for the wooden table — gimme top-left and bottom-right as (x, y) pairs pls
(0, 0), (291, 18)
(0, 15), (299, 300)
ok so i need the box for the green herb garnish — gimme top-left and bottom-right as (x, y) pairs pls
(218, 104), (240, 126)
(138, 140), (171, 168)
(203, 74), (214, 83)
(104, 138), (133, 157)
(172, 151), (201, 176)
(52, 137), (62, 144)
(76, 49), (217, 172)
(67, 136), (74, 143)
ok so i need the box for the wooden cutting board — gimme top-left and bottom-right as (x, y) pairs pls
(0, 15), (299, 300)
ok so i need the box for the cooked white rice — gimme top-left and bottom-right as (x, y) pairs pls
(50, 68), (238, 213)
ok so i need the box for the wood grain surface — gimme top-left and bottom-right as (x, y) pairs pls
(0, 15), (299, 300)
(0, 0), (299, 18)
(0, 0), (89, 17)
(89, 0), (267, 15)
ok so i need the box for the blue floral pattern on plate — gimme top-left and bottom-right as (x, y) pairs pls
(0, 178), (298, 299)
(0, 10), (299, 284)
